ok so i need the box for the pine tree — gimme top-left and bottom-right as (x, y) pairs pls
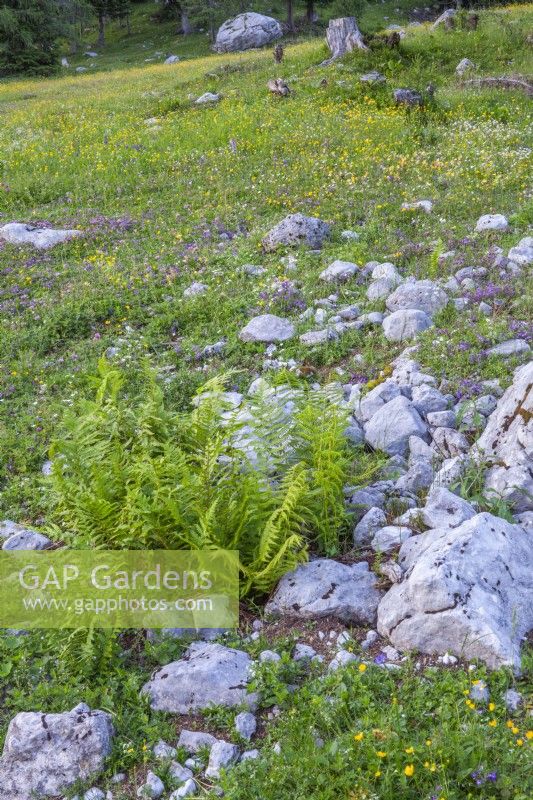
(0, 0), (65, 75)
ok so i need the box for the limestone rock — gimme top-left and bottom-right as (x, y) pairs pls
(364, 395), (428, 456)
(386, 280), (448, 317)
(420, 487), (476, 529)
(215, 13), (282, 54)
(475, 214), (508, 232)
(508, 236), (533, 266)
(265, 558), (383, 625)
(239, 314), (295, 343)
(383, 309), (432, 342)
(0, 706), (113, 800)
(262, 214), (330, 251)
(142, 642), (256, 713)
(474, 360), (533, 511)
(320, 260), (358, 282)
(377, 513), (533, 669)
(0, 222), (82, 250)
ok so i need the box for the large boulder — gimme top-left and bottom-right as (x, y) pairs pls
(265, 558), (383, 624)
(0, 222), (82, 250)
(142, 642), (256, 713)
(214, 12), (282, 54)
(262, 214), (330, 251)
(364, 395), (428, 456)
(474, 360), (533, 511)
(0, 705), (114, 800)
(377, 513), (533, 669)
(386, 280), (448, 317)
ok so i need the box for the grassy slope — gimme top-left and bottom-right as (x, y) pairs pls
(0, 5), (531, 520)
(0, 5), (532, 798)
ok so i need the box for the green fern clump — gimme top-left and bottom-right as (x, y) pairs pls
(46, 361), (352, 596)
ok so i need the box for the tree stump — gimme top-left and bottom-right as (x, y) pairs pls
(324, 17), (368, 62)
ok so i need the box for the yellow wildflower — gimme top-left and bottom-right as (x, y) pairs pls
(404, 764), (415, 777)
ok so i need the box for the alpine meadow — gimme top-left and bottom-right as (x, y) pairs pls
(0, 1), (532, 799)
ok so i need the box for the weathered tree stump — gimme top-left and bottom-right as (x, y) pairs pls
(324, 17), (368, 63)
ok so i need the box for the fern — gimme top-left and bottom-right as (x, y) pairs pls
(46, 360), (353, 597)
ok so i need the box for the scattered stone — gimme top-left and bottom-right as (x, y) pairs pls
(142, 642), (256, 713)
(432, 9), (456, 29)
(372, 262), (401, 281)
(214, 12), (282, 53)
(299, 329), (337, 346)
(427, 410), (456, 428)
(378, 512), (533, 669)
(153, 740), (176, 760)
(241, 749), (260, 761)
(361, 630), (379, 650)
(364, 395), (428, 456)
(420, 486), (475, 529)
(61, 57), (69, 67)
(183, 281), (208, 297)
(0, 222), (83, 250)
(393, 88), (423, 106)
(401, 200), (433, 213)
(371, 525), (412, 553)
(353, 506), (388, 546)
(328, 649), (359, 671)
(356, 380), (401, 423)
(0, 706), (113, 800)
(383, 309), (433, 342)
(2, 525), (51, 551)
(243, 263), (266, 276)
(456, 58), (475, 76)
(367, 277), (399, 301)
(440, 652), (458, 666)
(395, 459), (434, 492)
(486, 339), (530, 358)
(320, 259), (358, 282)
(169, 761), (193, 783)
(177, 730), (218, 754)
(474, 360), (533, 512)
(169, 779), (197, 798)
(262, 213), (330, 251)
(265, 558), (383, 625)
(195, 92), (221, 104)
(412, 384), (453, 417)
(475, 214), (508, 232)
(293, 643), (317, 662)
(84, 790), (105, 800)
(259, 649), (281, 663)
(360, 71), (386, 84)
(508, 236), (533, 265)
(431, 427), (470, 458)
(239, 314), (295, 343)
(165, 55), (180, 64)
(205, 740), (240, 780)
(341, 229), (359, 240)
(235, 712), (257, 740)
(138, 771), (165, 798)
(386, 280), (448, 317)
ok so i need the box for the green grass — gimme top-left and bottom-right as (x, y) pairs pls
(1, 5), (531, 522)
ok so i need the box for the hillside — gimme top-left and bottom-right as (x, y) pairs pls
(0, 3), (532, 799)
